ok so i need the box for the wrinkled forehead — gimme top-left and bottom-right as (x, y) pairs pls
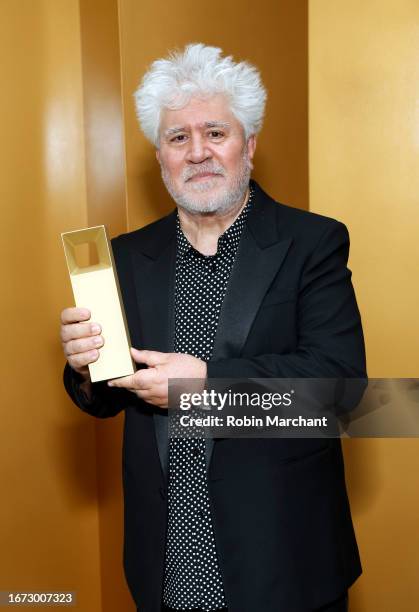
(158, 94), (242, 135)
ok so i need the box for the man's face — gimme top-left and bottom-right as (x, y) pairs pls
(156, 94), (256, 215)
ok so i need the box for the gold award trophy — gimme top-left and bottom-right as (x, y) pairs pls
(61, 225), (135, 382)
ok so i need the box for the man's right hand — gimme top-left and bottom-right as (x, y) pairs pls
(60, 307), (104, 383)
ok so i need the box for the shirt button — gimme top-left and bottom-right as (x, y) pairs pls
(198, 509), (205, 519)
(192, 446), (201, 457)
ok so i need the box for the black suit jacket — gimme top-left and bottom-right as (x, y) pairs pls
(64, 180), (367, 612)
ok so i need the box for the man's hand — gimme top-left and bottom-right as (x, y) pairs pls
(60, 307), (104, 382)
(107, 348), (207, 409)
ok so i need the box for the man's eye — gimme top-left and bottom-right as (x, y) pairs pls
(171, 134), (187, 143)
(209, 131), (224, 138)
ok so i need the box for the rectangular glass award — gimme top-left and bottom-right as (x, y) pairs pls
(61, 225), (135, 382)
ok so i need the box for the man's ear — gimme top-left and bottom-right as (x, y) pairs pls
(246, 135), (257, 170)
(247, 134), (257, 161)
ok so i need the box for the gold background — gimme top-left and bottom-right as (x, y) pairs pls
(309, 2), (419, 610)
(0, 0), (417, 610)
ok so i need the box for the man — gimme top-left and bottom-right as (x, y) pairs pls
(61, 44), (366, 612)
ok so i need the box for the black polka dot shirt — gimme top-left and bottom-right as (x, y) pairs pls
(162, 188), (254, 611)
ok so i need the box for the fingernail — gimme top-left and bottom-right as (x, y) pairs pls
(108, 381), (114, 387)
(91, 324), (101, 334)
(93, 336), (103, 346)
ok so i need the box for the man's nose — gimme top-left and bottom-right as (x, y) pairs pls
(186, 134), (212, 163)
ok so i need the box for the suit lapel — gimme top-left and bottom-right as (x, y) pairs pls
(131, 241), (176, 353)
(212, 231), (292, 360)
(130, 213), (177, 482)
(205, 182), (292, 469)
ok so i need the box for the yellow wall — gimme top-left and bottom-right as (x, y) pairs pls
(309, 1), (419, 609)
(4, 1), (417, 610)
(0, 1), (102, 609)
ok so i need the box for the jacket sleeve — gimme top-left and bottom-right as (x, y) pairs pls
(207, 221), (367, 382)
(63, 361), (132, 418)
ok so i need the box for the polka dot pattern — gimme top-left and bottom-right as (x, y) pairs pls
(162, 189), (254, 611)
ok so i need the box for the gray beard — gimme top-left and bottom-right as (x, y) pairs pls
(160, 153), (252, 216)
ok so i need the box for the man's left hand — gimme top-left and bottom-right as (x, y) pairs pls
(107, 347), (207, 408)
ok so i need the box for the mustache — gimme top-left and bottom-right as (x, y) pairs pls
(182, 163), (226, 182)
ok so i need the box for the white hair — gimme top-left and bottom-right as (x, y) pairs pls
(134, 43), (267, 146)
